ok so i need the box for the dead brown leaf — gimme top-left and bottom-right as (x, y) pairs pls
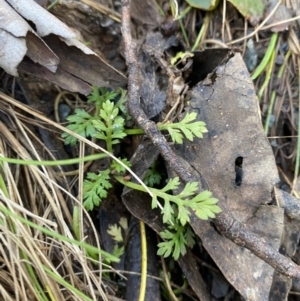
(131, 0), (163, 26)
(172, 51), (284, 300)
(1, 0), (126, 94)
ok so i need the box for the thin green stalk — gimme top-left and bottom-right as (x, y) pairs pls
(116, 176), (151, 192)
(293, 56), (300, 190)
(95, 103), (101, 117)
(46, 285), (56, 301)
(105, 125), (113, 154)
(175, 5), (192, 20)
(0, 162), (9, 198)
(155, 0), (165, 16)
(179, 19), (190, 47)
(43, 265), (93, 301)
(21, 250), (50, 301)
(125, 122), (186, 136)
(124, 128), (144, 135)
(72, 206), (99, 260)
(264, 50), (291, 134)
(116, 176), (178, 205)
(258, 48), (276, 102)
(264, 91), (276, 134)
(277, 50), (291, 79)
(138, 221), (147, 301)
(0, 153), (108, 166)
(169, 0), (190, 46)
(72, 206), (80, 241)
(47, 0), (60, 10)
(170, 0), (178, 17)
(251, 33), (278, 80)
(191, 12), (211, 51)
(0, 204), (120, 263)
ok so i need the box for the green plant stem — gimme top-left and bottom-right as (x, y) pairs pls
(105, 125), (113, 154)
(251, 32), (278, 80)
(277, 50), (291, 79)
(175, 5), (192, 20)
(258, 48), (276, 102)
(43, 265), (93, 301)
(179, 19), (190, 47)
(0, 153), (108, 166)
(46, 285), (56, 301)
(47, 0), (59, 10)
(21, 250), (50, 301)
(116, 175), (156, 193)
(264, 50), (291, 134)
(264, 91), (276, 135)
(169, 0), (190, 46)
(191, 12), (211, 51)
(72, 206), (80, 241)
(0, 162), (9, 198)
(125, 122), (182, 136)
(116, 176), (177, 206)
(155, 0), (165, 16)
(0, 204), (120, 263)
(293, 56), (300, 192)
(72, 206), (99, 260)
(124, 128), (144, 135)
(138, 220), (147, 301)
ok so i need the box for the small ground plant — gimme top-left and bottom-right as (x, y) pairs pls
(63, 86), (221, 259)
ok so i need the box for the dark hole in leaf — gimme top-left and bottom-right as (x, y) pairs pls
(186, 49), (230, 87)
(235, 156), (243, 187)
(26, 20), (37, 32)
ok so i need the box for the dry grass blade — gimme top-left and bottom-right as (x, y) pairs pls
(0, 96), (113, 300)
(80, 0), (121, 22)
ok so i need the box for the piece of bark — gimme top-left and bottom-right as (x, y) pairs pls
(2, 0), (126, 93)
(44, 35), (126, 90)
(18, 57), (92, 95)
(0, 0), (59, 75)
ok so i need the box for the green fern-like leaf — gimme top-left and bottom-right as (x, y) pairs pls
(88, 86), (119, 107)
(168, 127), (184, 144)
(116, 174), (221, 261)
(177, 182), (198, 198)
(161, 200), (174, 224)
(62, 109), (95, 146)
(195, 202), (222, 220)
(110, 158), (132, 174)
(107, 224), (123, 242)
(111, 245), (124, 259)
(93, 100), (127, 147)
(177, 204), (190, 226)
(143, 162), (162, 187)
(158, 223), (190, 260)
(158, 112), (208, 144)
(185, 191), (222, 221)
(83, 170), (112, 211)
(161, 177), (180, 192)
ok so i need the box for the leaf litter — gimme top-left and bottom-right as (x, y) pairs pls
(0, 0), (300, 300)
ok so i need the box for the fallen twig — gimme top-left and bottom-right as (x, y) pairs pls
(120, 0), (300, 280)
(121, 0), (195, 183)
